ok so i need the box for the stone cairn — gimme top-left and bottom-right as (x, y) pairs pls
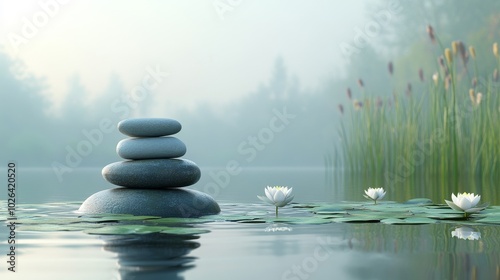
(79, 118), (220, 217)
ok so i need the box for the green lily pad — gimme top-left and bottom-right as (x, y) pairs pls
(310, 203), (363, 213)
(314, 211), (347, 215)
(476, 216), (500, 225)
(20, 223), (104, 232)
(237, 219), (267, 223)
(160, 227), (211, 235)
(363, 205), (415, 212)
(245, 211), (269, 216)
(209, 215), (260, 222)
(381, 217), (438, 225)
(404, 198), (433, 205)
(332, 216), (381, 223)
(84, 225), (209, 235)
(266, 217), (333, 225)
(16, 217), (83, 225)
(80, 214), (160, 222)
(145, 217), (213, 224)
(292, 203), (321, 209)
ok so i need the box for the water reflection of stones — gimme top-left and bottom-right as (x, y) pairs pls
(101, 233), (200, 280)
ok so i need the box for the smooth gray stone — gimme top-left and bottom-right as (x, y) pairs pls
(118, 118), (182, 137)
(116, 137), (186, 160)
(78, 188), (220, 218)
(102, 159), (200, 188)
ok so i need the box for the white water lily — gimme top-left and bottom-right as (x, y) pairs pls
(445, 192), (486, 217)
(451, 227), (481, 240)
(258, 186), (294, 217)
(364, 187), (386, 204)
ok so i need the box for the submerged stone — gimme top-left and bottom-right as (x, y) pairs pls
(118, 118), (182, 137)
(102, 159), (200, 188)
(78, 188), (220, 218)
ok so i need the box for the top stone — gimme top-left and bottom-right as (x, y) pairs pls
(118, 118), (181, 137)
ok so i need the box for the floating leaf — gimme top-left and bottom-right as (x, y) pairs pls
(245, 211), (269, 216)
(292, 203), (321, 209)
(209, 215), (260, 222)
(237, 219), (267, 224)
(314, 211), (347, 216)
(476, 215), (500, 225)
(312, 203), (361, 212)
(332, 216), (381, 223)
(16, 217), (83, 225)
(146, 217), (213, 224)
(79, 214), (160, 222)
(381, 217), (437, 225)
(20, 223), (104, 232)
(266, 217), (333, 225)
(404, 198), (433, 205)
(84, 225), (209, 235)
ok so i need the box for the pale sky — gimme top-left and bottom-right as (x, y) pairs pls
(0, 0), (370, 112)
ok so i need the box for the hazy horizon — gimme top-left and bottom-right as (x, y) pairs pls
(0, 0), (374, 114)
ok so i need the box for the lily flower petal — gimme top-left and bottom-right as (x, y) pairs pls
(445, 200), (463, 212)
(257, 195), (273, 204)
(471, 195), (481, 206)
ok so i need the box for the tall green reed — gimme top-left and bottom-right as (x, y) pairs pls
(337, 26), (500, 184)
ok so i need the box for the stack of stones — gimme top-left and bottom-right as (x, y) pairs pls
(79, 118), (220, 218)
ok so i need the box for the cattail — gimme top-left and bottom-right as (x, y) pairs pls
(388, 61), (393, 75)
(469, 46), (476, 59)
(419, 68), (424, 82)
(476, 93), (483, 106)
(432, 72), (439, 85)
(493, 42), (499, 58)
(438, 56), (445, 68)
(406, 83), (412, 97)
(469, 88), (475, 105)
(353, 100), (363, 110)
(472, 77), (477, 88)
(445, 48), (453, 64)
(457, 41), (467, 65)
(494, 68), (499, 82)
(358, 79), (364, 88)
(452, 41), (458, 55)
(445, 75), (451, 90)
(338, 104), (344, 114)
(426, 25), (435, 43)
(438, 56), (448, 75)
(346, 87), (352, 100)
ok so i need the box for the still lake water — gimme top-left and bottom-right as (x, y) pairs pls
(1, 167), (499, 279)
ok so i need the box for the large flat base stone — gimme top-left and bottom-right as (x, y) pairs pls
(78, 188), (220, 218)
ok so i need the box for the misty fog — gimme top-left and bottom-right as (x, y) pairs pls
(1, 0), (499, 185)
